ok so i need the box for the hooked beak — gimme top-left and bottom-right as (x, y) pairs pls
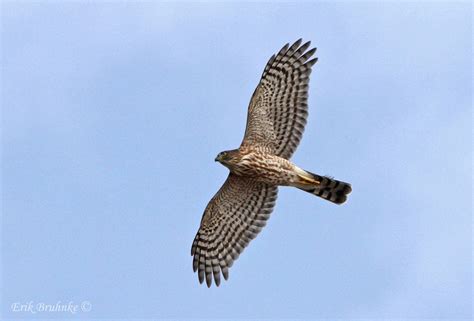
(215, 156), (219, 162)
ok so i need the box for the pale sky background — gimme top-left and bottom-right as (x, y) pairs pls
(1, 1), (472, 320)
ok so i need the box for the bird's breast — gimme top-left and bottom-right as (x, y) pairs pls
(227, 152), (296, 185)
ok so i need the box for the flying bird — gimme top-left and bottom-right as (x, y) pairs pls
(191, 39), (352, 287)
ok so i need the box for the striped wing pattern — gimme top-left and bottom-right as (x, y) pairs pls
(241, 39), (318, 159)
(191, 174), (278, 287)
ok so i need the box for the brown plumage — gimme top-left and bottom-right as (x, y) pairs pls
(191, 39), (352, 287)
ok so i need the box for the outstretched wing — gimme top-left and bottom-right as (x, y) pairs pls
(191, 174), (278, 287)
(241, 39), (318, 159)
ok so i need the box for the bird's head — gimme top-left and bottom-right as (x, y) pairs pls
(215, 149), (238, 165)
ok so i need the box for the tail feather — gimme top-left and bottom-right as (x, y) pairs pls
(296, 171), (352, 205)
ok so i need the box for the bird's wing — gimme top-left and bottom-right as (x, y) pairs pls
(191, 174), (278, 287)
(240, 39), (317, 159)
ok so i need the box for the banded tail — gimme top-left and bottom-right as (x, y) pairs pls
(295, 169), (352, 205)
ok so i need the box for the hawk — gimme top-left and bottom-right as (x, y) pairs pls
(191, 39), (352, 287)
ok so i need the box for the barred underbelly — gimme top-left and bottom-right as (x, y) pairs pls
(229, 153), (296, 186)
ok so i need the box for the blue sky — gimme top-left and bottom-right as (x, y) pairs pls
(1, 1), (472, 320)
